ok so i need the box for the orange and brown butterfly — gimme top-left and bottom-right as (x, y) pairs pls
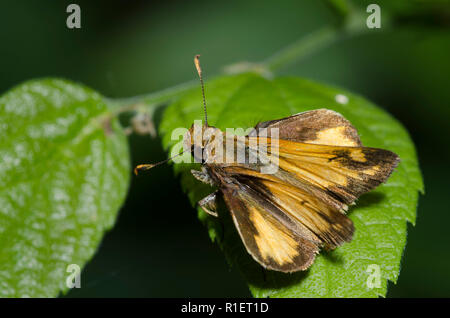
(135, 55), (400, 273)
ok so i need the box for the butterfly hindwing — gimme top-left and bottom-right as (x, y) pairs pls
(219, 176), (319, 272)
(243, 176), (354, 248)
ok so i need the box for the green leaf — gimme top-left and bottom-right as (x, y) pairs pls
(159, 73), (423, 298)
(0, 79), (130, 297)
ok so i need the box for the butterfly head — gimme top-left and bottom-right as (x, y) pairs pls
(135, 54), (212, 174)
(184, 122), (221, 158)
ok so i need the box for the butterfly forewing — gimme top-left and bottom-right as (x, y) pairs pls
(249, 108), (362, 147)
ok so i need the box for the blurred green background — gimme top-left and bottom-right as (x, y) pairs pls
(1, 0), (449, 297)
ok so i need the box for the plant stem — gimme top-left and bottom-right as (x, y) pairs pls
(112, 6), (368, 114)
(111, 26), (341, 114)
(109, 79), (198, 115)
(262, 6), (369, 73)
(263, 26), (340, 73)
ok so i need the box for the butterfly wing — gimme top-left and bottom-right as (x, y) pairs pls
(245, 108), (399, 210)
(219, 109), (398, 250)
(206, 109), (398, 271)
(249, 108), (362, 147)
(218, 174), (320, 272)
(223, 139), (399, 247)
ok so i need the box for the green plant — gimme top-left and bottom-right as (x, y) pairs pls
(0, 1), (424, 297)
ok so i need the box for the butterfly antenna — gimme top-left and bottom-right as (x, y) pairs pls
(134, 150), (188, 175)
(194, 55), (208, 127)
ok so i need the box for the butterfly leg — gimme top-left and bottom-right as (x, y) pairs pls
(198, 191), (219, 217)
(191, 167), (215, 186)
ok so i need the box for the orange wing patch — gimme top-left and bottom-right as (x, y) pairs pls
(272, 139), (399, 204)
(248, 205), (300, 266)
(247, 178), (354, 248)
(221, 183), (319, 272)
(250, 109), (362, 147)
(303, 126), (360, 147)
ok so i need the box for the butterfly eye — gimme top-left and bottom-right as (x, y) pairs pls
(192, 145), (205, 164)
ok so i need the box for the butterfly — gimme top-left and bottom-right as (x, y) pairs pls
(135, 55), (400, 273)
